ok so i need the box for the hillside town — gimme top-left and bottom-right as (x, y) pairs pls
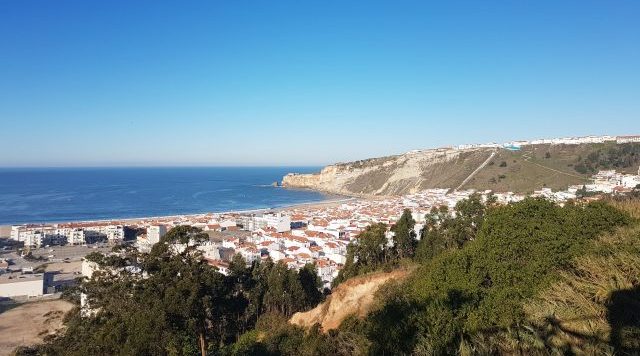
(3, 162), (640, 297)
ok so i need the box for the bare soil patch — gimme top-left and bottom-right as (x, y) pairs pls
(0, 299), (74, 355)
(290, 268), (411, 331)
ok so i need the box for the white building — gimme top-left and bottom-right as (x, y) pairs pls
(10, 226), (21, 241)
(104, 225), (125, 242)
(82, 225), (124, 243)
(81, 259), (99, 279)
(240, 213), (291, 232)
(616, 135), (640, 144)
(0, 273), (46, 298)
(22, 230), (44, 247)
(57, 227), (86, 245)
(147, 225), (168, 245)
(622, 176), (640, 189)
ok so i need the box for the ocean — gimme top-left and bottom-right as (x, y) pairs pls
(0, 167), (329, 225)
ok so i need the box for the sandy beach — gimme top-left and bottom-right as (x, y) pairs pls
(0, 196), (358, 231)
(0, 226), (9, 238)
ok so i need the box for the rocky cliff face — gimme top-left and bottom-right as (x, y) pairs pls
(282, 147), (494, 196)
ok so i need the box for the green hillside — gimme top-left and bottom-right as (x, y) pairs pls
(229, 197), (640, 356)
(466, 143), (640, 193)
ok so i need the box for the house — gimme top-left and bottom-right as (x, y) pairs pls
(220, 219), (238, 229)
(206, 259), (230, 275)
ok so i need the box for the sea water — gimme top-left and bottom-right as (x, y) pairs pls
(0, 167), (328, 224)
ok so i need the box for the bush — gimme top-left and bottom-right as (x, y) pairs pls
(366, 198), (631, 354)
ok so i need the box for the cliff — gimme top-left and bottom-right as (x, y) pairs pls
(282, 143), (640, 196)
(282, 148), (493, 196)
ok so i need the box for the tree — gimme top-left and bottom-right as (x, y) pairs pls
(416, 194), (486, 262)
(298, 263), (323, 309)
(263, 261), (306, 316)
(391, 209), (417, 259)
(36, 226), (231, 355)
(333, 223), (391, 287)
(354, 223), (391, 267)
(416, 206), (449, 261)
(576, 185), (588, 198)
(139, 225), (226, 356)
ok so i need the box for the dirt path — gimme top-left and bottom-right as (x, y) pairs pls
(456, 150), (497, 190)
(0, 299), (74, 355)
(522, 153), (588, 180)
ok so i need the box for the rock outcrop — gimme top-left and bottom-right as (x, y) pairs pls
(289, 269), (411, 331)
(282, 147), (494, 196)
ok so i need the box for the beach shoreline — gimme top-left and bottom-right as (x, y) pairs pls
(0, 195), (358, 236)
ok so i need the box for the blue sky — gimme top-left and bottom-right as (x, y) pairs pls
(1, 1), (639, 167)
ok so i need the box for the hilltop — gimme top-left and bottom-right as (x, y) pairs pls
(283, 140), (640, 196)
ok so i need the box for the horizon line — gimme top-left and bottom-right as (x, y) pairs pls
(0, 165), (325, 169)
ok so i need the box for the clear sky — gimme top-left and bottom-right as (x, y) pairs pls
(1, 1), (639, 167)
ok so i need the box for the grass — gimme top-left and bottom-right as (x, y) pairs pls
(309, 142), (638, 196)
(466, 144), (606, 193)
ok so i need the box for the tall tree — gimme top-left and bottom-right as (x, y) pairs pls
(298, 263), (323, 308)
(391, 209), (417, 259)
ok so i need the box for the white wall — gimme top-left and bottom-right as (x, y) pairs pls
(0, 278), (44, 297)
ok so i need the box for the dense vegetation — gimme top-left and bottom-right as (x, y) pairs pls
(19, 226), (322, 355)
(221, 197), (637, 355)
(19, 196), (640, 355)
(574, 143), (640, 174)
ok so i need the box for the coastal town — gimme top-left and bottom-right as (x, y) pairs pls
(2, 135), (640, 298)
(3, 1), (639, 352)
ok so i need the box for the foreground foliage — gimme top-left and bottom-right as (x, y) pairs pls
(21, 197), (640, 355)
(22, 226), (322, 356)
(226, 198), (637, 355)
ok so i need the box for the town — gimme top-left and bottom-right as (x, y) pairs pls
(454, 134), (640, 151)
(2, 138), (639, 299)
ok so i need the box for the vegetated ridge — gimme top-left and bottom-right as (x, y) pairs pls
(282, 142), (640, 196)
(22, 195), (640, 355)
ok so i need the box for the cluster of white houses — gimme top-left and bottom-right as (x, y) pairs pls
(10, 223), (125, 248)
(455, 134), (640, 151)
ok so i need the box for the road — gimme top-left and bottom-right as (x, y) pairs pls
(456, 150), (497, 190)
